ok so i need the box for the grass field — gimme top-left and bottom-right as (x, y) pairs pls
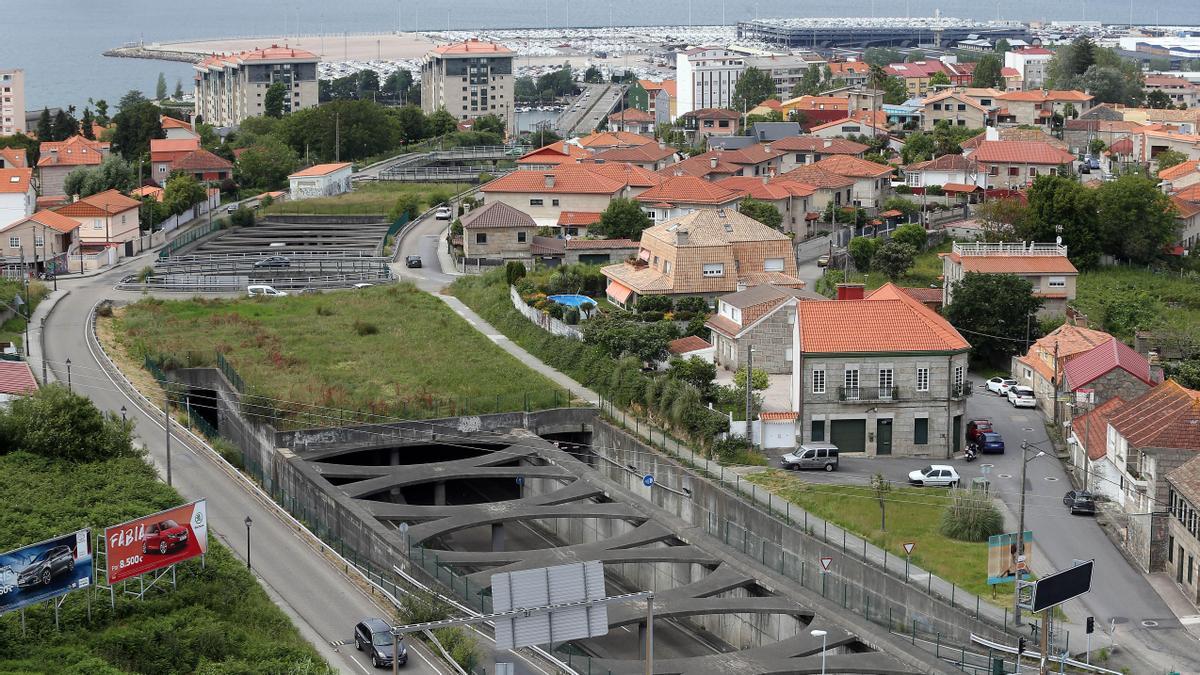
(0, 279), (48, 352)
(746, 470), (1016, 604)
(263, 182), (471, 216)
(833, 240), (951, 291)
(1073, 266), (1200, 341)
(106, 283), (567, 428)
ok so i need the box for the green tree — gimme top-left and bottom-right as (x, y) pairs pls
(732, 67), (777, 111)
(738, 198), (783, 229)
(733, 366), (769, 391)
(1089, 138), (1107, 157)
(790, 64), (824, 98)
(0, 133), (40, 165)
(514, 76), (538, 101)
(872, 240), (916, 280)
(972, 55), (1003, 89)
(593, 197), (652, 240)
(1025, 174), (1100, 268)
(906, 50), (926, 62)
(155, 72), (167, 100)
(275, 99), (402, 162)
(583, 314), (677, 363)
(929, 71), (951, 88)
(63, 155), (136, 198)
(668, 356), (717, 398)
(235, 137), (300, 190)
(0, 385), (135, 462)
(264, 81), (287, 118)
(583, 65), (603, 83)
(50, 108), (79, 141)
(394, 105), (429, 143)
(879, 73), (908, 105)
(161, 173), (207, 216)
(35, 107), (52, 140)
(848, 236), (879, 271)
(863, 48), (903, 67)
(357, 70), (380, 98)
(390, 193), (422, 221)
(1095, 175), (1179, 264)
(383, 69), (415, 102)
(944, 273), (1044, 366)
(900, 131), (935, 164)
(974, 198), (1028, 241)
(92, 98), (110, 125)
(118, 89), (148, 111)
(890, 222), (927, 250)
(80, 107), (96, 140)
(111, 98), (164, 160)
(1155, 148), (1188, 171)
(1163, 361), (1200, 390)
(472, 114), (505, 136)
(1146, 89), (1173, 109)
(174, 78), (184, 99)
(995, 39), (1011, 54)
(426, 108), (458, 136)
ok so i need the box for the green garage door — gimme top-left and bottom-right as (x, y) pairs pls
(830, 419), (866, 454)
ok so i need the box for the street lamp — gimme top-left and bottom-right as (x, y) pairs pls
(65, 358), (72, 392)
(1014, 440), (1046, 629)
(810, 629), (828, 674)
(245, 516), (253, 570)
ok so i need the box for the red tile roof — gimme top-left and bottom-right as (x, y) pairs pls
(1062, 337), (1155, 390)
(591, 144), (676, 164)
(10, 210), (82, 233)
(586, 162), (665, 188)
(199, 45), (318, 66)
(36, 136), (108, 168)
(483, 165), (625, 195)
(289, 162), (352, 177)
(557, 211), (602, 227)
(905, 153), (975, 172)
(780, 164), (855, 189)
(0, 148), (27, 168)
(897, 287), (943, 304)
(1074, 396), (1127, 461)
(1176, 184), (1200, 203)
(0, 168), (33, 194)
(1160, 160), (1200, 181)
(782, 95), (849, 110)
(635, 175), (741, 205)
(54, 189), (141, 217)
(717, 176), (815, 201)
(171, 148), (233, 172)
(608, 108), (655, 123)
(565, 237), (636, 250)
(760, 411), (799, 421)
(667, 335), (712, 355)
(949, 252), (1078, 274)
(997, 89), (1093, 103)
(0, 361), (37, 396)
(160, 116), (194, 131)
(149, 138), (200, 155)
(970, 140), (1077, 165)
(813, 155), (893, 178)
(799, 283), (970, 353)
(1172, 196), (1200, 219)
(433, 40), (512, 55)
(576, 131), (656, 149)
(682, 108), (741, 120)
(1107, 380), (1200, 450)
(460, 201), (536, 229)
(640, 79), (677, 97)
(660, 153), (741, 179)
(770, 136), (869, 155)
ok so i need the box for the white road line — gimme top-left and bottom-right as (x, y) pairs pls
(346, 654), (373, 675)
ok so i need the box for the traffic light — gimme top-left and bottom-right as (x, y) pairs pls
(1017, 636), (1027, 654)
(1086, 616), (1095, 634)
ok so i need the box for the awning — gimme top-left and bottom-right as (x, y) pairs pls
(637, 248), (651, 261)
(607, 280), (634, 305)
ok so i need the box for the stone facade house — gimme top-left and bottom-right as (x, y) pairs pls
(706, 284), (829, 375)
(1167, 455), (1200, 606)
(461, 201), (538, 260)
(964, 140), (1077, 189)
(941, 242), (1078, 316)
(1012, 323), (1119, 422)
(1061, 338), (1157, 407)
(36, 136), (110, 197)
(791, 283), (972, 458)
(528, 237), (638, 267)
(921, 91), (990, 131)
(483, 163), (662, 226)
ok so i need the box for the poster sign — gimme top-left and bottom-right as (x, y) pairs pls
(0, 529), (93, 615)
(105, 500), (208, 584)
(987, 530), (1034, 585)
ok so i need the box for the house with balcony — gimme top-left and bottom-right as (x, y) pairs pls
(921, 91), (991, 131)
(941, 241), (1078, 315)
(607, 108), (657, 135)
(601, 208), (804, 308)
(994, 90), (1093, 128)
(678, 108), (741, 142)
(634, 175), (742, 222)
(715, 176), (816, 236)
(482, 163), (662, 226)
(810, 155), (893, 208)
(706, 284), (828, 375)
(790, 283), (972, 457)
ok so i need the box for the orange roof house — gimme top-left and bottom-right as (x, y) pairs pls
(942, 241), (1078, 313)
(516, 141), (592, 168)
(0, 148), (26, 169)
(53, 189), (141, 246)
(575, 131), (656, 150)
(36, 136), (109, 168)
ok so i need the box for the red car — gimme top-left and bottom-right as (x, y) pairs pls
(966, 419), (993, 444)
(142, 519), (189, 555)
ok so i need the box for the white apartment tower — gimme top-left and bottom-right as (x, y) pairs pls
(421, 39), (515, 121)
(676, 47), (745, 116)
(1, 69), (25, 136)
(194, 45), (319, 127)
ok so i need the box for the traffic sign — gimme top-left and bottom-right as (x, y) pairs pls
(903, 542), (915, 556)
(397, 522), (409, 535)
(819, 556), (833, 573)
(515, 476), (525, 487)
(643, 474), (654, 487)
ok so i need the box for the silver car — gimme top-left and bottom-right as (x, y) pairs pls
(780, 444), (839, 472)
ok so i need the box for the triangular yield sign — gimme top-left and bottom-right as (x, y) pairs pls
(819, 556), (832, 572)
(903, 542), (915, 555)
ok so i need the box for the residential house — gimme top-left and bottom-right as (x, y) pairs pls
(1105, 381), (1200, 572)
(903, 153), (982, 189)
(1067, 394), (1127, 505)
(790, 283), (972, 457)
(0, 148), (25, 169)
(160, 116), (200, 141)
(635, 175), (742, 222)
(676, 47), (745, 115)
(965, 126), (1070, 154)
(779, 164), (854, 212)
(1167, 455), (1200, 604)
(132, 185), (164, 202)
(640, 79), (677, 124)
(999, 67), (1023, 91)
(165, 148), (233, 185)
(1172, 194), (1200, 251)
(0, 168), (35, 227)
(1160, 161), (1200, 193)
(772, 136), (869, 174)
(702, 144), (788, 178)
(716, 176), (816, 235)
(0, 361), (37, 407)
(666, 335), (714, 363)
(828, 61), (871, 88)
(662, 153), (743, 181)
(1115, 106), (1200, 134)
(1011, 323), (1118, 420)
(461, 201), (537, 260)
(53, 189), (140, 249)
(943, 241), (1078, 315)
(529, 236), (639, 267)
(555, 211), (601, 237)
(748, 100), (784, 118)
(808, 114), (889, 140)
(150, 138), (201, 182)
(964, 140), (1076, 188)
(287, 163), (352, 199)
(1144, 76), (1200, 110)
(591, 143), (677, 171)
(575, 131), (657, 151)
(900, 286), (943, 312)
(1003, 47), (1054, 89)
(1061, 336), (1157, 409)
(516, 141), (593, 169)
(810, 155), (893, 208)
(483, 164), (660, 225)
(601, 208), (804, 307)
(921, 91), (990, 131)
(707, 284), (828, 375)
(36, 136), (110, 197)
(779, 95), (849, 121)
(607, 108), (656, 135)
(750, 121), (801, 142)
(0, 209), (79, 275)
(678, 108), (741, 142)
(885, 60), (971, 98)
(994, 90), (1094, 128)
(1142, 129), (1200, 167)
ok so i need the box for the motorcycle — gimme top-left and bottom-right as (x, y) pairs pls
(964, 443), (978, 462)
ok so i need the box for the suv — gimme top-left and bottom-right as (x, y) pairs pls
(355, 617), (406, 669)
(1064, 490), (1097, 515)
(17, 545), (74, 588)
(1008, 386), (1036, 408)
(142, 519), (189, 554)
(405, 255), (422, 268)
(435, 206), (452, 220)
(966, 419), (993, 444)
(780, 444), (839, 472)
(975, 432), (1006, 454)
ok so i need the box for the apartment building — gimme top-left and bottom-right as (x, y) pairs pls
(421, 39), (514, 121)
(942, 241), (1078, 315)
(194, 45), (319, 127)
(744, 53), (828, 102)
(995, 90), (1094, 127)
(1144, 75), (1200, 110)
(1003, 47), (1053, 89)
(0, 69), (24, 136)
(676, 47), (745, 116)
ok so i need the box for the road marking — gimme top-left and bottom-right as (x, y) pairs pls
(1180, 616), (1200, 625)
(330, 639), (350, 647)
(347, 654), (373, 674)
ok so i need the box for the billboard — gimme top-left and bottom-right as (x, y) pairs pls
(0, 529), (93, 615)
(987, 530), (1034, 585)
(1031, 560), (1093, 612)
(104, 500), (208, 584)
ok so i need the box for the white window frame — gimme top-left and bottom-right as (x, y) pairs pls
(844, 368), (860, 398)
(916, 367), (930, 392)
(878, 368), (894, 398)
(954, 365), (965, 392)
(33, 234), (43, 248)
(812, 368), (826, 394)
(7, 236), (18, 248)
(764, 258), (784, 272)
(1048, 276), (1066, 288)
(702, 263), (724, 277)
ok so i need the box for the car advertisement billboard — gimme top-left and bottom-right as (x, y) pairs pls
(0, 529), (93, 615)
(987, 530), (1035, 585)
(104, 500), (208, 584)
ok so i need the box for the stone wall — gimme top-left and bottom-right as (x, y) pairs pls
(732, 308), (794, 375)
(1085, 369), (1152, 408)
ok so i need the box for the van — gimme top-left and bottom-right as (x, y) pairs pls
(247, 284), (288, 297)
(780, 444), (840, 472)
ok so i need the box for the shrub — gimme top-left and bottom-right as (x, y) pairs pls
(505, 260), (526, 286)
(926, 184), (945, 196)
(563, 307), (580, 324)
(895, 184), (913, 194)
(674, 296), (709, 313)
(636, 294), (673, 313)
(229, 207), (255, 227)
(939, 488), (1004, 541)
(137, 266), (153, 282)
(0, 385), (136, 462)
(578, 301), (596, 318)
(352, 320), (379, 336)
(639, 310), (665, 322)
(210, 437), (244, 469)
(673, 310), (694, 321)
(315, 305), (334, 316)
(546, 302), (565, 319)
(890, 222), (928, 251)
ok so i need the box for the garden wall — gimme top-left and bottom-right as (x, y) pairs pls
(508, 285), (583, 340)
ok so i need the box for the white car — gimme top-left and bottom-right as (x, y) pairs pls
(908, 465), (960, 488)
(435, 206), (452, 220)
(986, 377), (1017, 395)
(247, 284), (288, 298)
(1008, 386), (1036, 408)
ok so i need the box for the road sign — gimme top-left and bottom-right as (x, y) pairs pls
(903, 542), (915, 556)
(1030, 559), (1093, 612)
(397, 522), (409, 535)
(819, 556), (833, 573)
(492, 561), (609, 650)
(515, 476), (525, 487)
(643, 474), (654, 487)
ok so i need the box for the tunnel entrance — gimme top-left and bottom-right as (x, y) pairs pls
(183, 387), (219, 431)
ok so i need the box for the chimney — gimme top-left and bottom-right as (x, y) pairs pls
(676, 229), (689, 245)
(710, 156), (718, 169)
(836, 283), (865, 301)
(762, 175), (769, 184)
(764, 143), (772, 153)
(562, 142), (570, 154)
(659, 140), (667, 149)
(823, 140), (832, 148)
(544, 173), (555, 188)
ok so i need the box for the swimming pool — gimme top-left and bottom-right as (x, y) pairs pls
(547, 294), (595, 308)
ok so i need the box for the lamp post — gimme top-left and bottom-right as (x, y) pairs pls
(245, 516), (253, 570)
(810, 629), (828, 674)
(1014, 440), (1046, 628)
(65, 357), (72, 392)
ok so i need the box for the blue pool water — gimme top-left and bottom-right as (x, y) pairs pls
(547, 294), (594, 308)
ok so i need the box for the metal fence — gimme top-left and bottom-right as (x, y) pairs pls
(159, 220), (222, 259)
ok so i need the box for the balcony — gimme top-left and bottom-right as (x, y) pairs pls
(838, 386), (900, 402)
(951, 381), (973, 399)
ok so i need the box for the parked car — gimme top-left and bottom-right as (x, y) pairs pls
(986, 377), (1017, 395)
(247, 285), (288, 297)
(1007, 386), (1036, 408)
(435, 206), (452, 220)
(908, 465), (960, 488)
(405, 255), (422, 268)
(16, 545), (74, 588)
(353, 283), (374, 289)
(966, 419), (993, 444)
(780, 444), (839, 472)
(226, 204), (238, 213)
(817, 254), (830, 267)
(253, 256), (290, 269)
(1063, 490), (1097, 515)
(975, 432), (1006, 454)
(142, 518), (189, 554)
(354, 617), (406, 669)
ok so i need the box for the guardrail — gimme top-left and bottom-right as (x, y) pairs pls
(379, 166), (514, 182)
(117, 270), (394, 292)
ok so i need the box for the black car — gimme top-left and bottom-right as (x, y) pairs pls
(354, 617), (406, 669)
(17, 545), (75, 588)
(253, 256), (290, 269)
(405, 255), (422, 268)
(1064, 490), (1097, 515)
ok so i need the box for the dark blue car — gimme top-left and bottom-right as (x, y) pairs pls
(977, 432), (1005, 454)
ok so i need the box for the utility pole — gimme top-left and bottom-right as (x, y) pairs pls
(165, 391), (173, 486)
(39, 318), (47, 383)
(1039, 608), (1051, 674)
(745, 347), (754, 445)
(644, 594), (654, 675)
(335, 111), (341, 163)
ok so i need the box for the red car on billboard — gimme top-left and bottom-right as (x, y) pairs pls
(105, 500), (208, 584)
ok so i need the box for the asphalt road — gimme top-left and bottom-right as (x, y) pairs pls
(556, 84), (622, 137)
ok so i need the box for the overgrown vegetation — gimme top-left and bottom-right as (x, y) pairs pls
(1072, 266), (1200, 341)
(939, 488), (1005, 541)
(262, 182), (467, 216)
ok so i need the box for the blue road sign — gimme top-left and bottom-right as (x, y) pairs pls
(643, 474), (654, 487)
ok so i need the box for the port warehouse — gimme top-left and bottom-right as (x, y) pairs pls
(736, 19), (1030, 48)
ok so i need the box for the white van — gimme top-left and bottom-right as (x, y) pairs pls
(247, 284), (288, 297)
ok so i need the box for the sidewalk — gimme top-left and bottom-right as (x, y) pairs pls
(1148, 572), (1200, 638)
(26, 289), (70, 386)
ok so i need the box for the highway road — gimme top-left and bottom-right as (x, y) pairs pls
(555, 84), (623, 138)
